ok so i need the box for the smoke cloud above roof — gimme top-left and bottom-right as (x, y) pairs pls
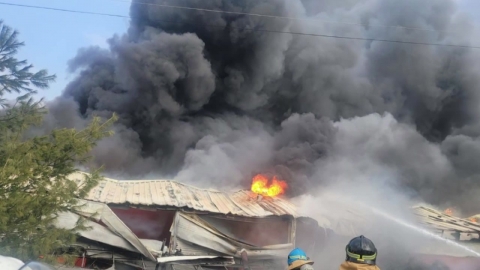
(39, 0), (480, 214)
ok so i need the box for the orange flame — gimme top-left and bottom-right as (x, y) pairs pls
(470, 217), (477, 223)
(251, 174), (287, 197)
(444, 208), (453, 216)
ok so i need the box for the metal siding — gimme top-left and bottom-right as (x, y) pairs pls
(189, 189), (212, 212)
(117, 182), (128, 204)
(140, 182), (151, 205)
(171, 264), (197, 270)
(164, 181), (179, 207)
(176, 214), (238, 255)
(229, 191), (257, 217)
(208, 192), (231, 214)
(111, 182), (124, 204)
(179, 184), (196, 209)
(136, 182), (146, 205)
(258, 200), (287, 216)
(98, 180), (110, 202)
(188, 188), (207, 211)
(170, 182), (184, 208)
(148, 182), (157, 206)
(258, 195), (292, 216)
(94, 180), (104, 202)
(153, 182), (168, 206)
(174, 238), (225, 257)
(126, 182), (135, 204)
(209, 192), (243, 216)
(74, 173), (298, 218)
(230, 191), (271, 217)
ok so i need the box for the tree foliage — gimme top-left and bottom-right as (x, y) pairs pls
(0, 20), (116, 262)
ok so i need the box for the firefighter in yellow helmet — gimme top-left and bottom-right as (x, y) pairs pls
(339, 235), (381, 270)
(287, 248), (314, 270)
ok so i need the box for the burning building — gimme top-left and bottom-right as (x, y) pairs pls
(56, 172), (324, 270)
(53, 173), (480, 270)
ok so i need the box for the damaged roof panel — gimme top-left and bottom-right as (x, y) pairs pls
(413, 206), (480, 233)
(70, 172), (298, 218)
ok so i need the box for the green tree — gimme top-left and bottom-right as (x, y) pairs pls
(0, 20), (116, 262)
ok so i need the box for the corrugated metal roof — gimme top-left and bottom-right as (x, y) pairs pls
(413, 206), (480, 233)
(69, 172), (299, 218)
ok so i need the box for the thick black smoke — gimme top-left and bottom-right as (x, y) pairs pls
(42, 0), (480, 213)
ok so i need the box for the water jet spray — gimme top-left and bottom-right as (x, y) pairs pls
(361, 202), (480, 257)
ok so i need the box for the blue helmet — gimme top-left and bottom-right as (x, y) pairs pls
(288, 248), (308, 265)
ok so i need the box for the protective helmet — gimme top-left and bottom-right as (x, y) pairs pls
(287, 248), (308, 266)
(345, 235), (377, 265)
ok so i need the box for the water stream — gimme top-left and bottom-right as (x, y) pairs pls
(367, 205), (480, 257)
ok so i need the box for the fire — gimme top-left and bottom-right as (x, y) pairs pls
(444, 208), (453, 216)
(470, 217), (477, 223)
(251, 174), (287, 197)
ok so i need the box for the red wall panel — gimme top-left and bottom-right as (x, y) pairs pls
(110, 207), (175, 242)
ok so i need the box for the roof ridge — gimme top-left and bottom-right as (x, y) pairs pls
(73, 172), (298, 217)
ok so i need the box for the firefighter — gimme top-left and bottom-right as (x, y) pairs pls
(287, 248), (314, 270)
(339, 235), (380, 270)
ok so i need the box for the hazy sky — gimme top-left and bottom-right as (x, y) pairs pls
(0, 0), (479, 101)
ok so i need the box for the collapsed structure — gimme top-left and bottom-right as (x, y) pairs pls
(412, 206), (480, 269)
(53, 172), (480, 270)
(57, 172), (323, 270)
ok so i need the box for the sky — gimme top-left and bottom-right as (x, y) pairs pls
(0, 0), (479, 102)
(0, 0), (130, 101)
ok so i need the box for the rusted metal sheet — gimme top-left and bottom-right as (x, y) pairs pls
(69, 172), (299, 218)
(229, 191), (272, 216)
